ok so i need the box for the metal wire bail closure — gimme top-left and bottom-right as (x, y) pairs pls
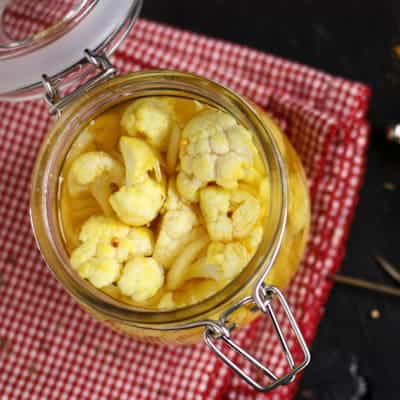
(41, 49), (116, 116)
(204, 285), (310, 392)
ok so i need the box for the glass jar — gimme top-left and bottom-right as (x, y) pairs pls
(30, 70), (310, 391)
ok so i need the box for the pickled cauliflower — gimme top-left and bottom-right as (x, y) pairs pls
(166, 230), (209, 290)
(153, 180), (198, 268)
(109, 136), (166, 226)
(167, 240), (251, 290)
(176, 110), (256, 202)
(118, 257), (164, 302)
(199, 186), (261, 241)
(121, 97), (174, 151)
(119, 136), (162, 185)
(70, 216), (154, 288)
(205, 241), (250, 280)
(61, 97), (277, 311)
(67, 151), (124, 216)
(109, 179), (166, 226)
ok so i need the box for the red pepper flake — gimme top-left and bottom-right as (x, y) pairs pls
(111, 238), (119, 248)
(110, 182), (120, 193)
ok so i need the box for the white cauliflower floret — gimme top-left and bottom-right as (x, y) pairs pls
(67, 151), (124, 216)
(199, 186), (261, 242)
(108, 135), (166, 226)
(127, 227), (155, 256)
(166, 230), (209, 290)
(119, 136), (162, 185)
(242, 224), (263, 255)
(118, 257), (164, 302)
(176, 173), (204, 203)
(121, 97), (174, 151)
(109, 179), (166, 226)
(176, 110), (257, 202)
(206, 241), (250, 280)
(70, 216), (154, 288)
(153, 181), (198, 268)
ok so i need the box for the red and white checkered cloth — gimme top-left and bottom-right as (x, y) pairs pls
(0, 15), (370, 400)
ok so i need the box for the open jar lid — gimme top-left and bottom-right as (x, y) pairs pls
(0, 0), (142, 101)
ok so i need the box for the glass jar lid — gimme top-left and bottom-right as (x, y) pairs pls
(0, 0), (142, 101)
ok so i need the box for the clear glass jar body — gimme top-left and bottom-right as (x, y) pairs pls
(30, 71), (310, 345)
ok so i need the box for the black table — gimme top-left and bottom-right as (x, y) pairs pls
(142, 1), (400, 399)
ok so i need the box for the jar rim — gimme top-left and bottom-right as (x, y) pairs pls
(30, 70), (288, 328)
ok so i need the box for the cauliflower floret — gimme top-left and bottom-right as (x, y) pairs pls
(108, 135), (166, 226)
(118, 257), (164, 302)
(70, 216), (154, 288)
(153, 181), (198, 268)
(199, 186), (261, 242)
(176, 173), (205, 203)
(77, 258), (121, 289)
(127, 227), (155, 256)
(166, 231), (209, 290)
(67, 151), (124, 216)
(121, 97), (174, 151)
(206, 241), (250, 280)
(119, 136), (162, 185)
(109, 179), (166, 226)
(176, 110), (257, 202)
(242, 224), (263, 255)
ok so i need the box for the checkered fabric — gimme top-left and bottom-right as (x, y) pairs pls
(0, 15), (370, 400)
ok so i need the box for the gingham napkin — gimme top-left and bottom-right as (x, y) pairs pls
(0, 14), (370, 400)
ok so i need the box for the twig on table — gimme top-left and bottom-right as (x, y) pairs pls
(327, 273), (400, 298)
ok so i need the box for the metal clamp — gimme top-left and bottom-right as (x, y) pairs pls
(41, 49), (116, 116)
(204, 285), (310, 392)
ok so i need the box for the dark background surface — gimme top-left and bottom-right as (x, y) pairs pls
(142, 1), (400, 399)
